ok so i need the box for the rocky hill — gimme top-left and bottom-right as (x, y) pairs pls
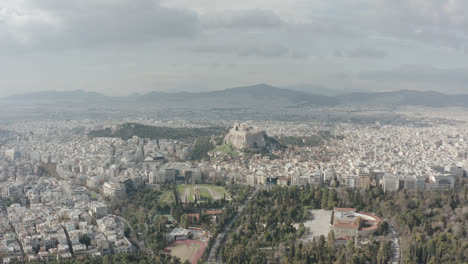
(224, 123), (267, 149)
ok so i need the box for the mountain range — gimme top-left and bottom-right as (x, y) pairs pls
(2, 84), (468, 108)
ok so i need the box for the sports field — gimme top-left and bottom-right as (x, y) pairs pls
(177, 184), (231, 203)
(164, 239), (206, 264)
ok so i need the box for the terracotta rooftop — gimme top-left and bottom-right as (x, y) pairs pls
(206, 210), (223, 215)
(333, 222), (358, 229)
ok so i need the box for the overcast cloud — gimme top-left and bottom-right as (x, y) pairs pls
(1, 0), (468, 96)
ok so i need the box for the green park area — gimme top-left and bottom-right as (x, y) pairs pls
(176, 184), (231, 203)
(211, 144), (240, 158)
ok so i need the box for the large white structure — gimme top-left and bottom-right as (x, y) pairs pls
(403, 175), (425, 191)
(309, 172), (323, 186)
(382, 174), (400, 192)
(4, 149), (21, 161)
(345, 175), (357, 189)
(149, 168), (176, 184)
(431, 175), (455, 189)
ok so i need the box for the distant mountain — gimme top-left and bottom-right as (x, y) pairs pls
(284, 84), (363, 96)
(3, 85), (468, 109)
(197, 84), (338, 106)
(131, 83), (339, 108)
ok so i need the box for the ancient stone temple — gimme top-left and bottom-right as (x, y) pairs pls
(224, 123), (266, 149)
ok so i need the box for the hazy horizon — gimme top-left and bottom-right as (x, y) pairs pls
(1, 0), (468, 97)
(4, 83), (468, 99)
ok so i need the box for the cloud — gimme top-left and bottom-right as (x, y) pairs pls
(335, 47), (387, 59)
(162, 0), (468, 50)
(201, 9), (283, 29)
(0, 0), (199, 51)
(347, 47), (386, 59)
(192, 43), (307, 59)
(359, 65), (468, 92)
(361, 0), (468, 49)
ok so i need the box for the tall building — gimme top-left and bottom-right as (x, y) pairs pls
(358, 174), (371, 189)
(308, 172), (322, 186)
(345, 175), (357, 189)
(404, 175), (425, 191)
(382, 174), (400, 192)
(450, 166), (466, 180)
(4, 149), (21, 161)
(432, 175), (455, 189)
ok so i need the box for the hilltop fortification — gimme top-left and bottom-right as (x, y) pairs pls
(224, 123), (266, 149)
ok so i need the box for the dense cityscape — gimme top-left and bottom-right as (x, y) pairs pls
(0, 107), (467, 263)
(2, 0), (468, 263)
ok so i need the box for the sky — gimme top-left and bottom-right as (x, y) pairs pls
(0, 0), (468, 96)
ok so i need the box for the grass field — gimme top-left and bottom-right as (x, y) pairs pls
(211, 144), (240, 158)
(202, 184), (230, 200)
(165, 240), (206, 264)
(177, 184), (195, 202)
(160, 189), (174, 205)
(199, 188), (211, 199)
(177, 184), (231, 203)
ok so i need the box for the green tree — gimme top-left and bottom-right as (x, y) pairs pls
(79, 234), (91, 249)
(328, 189), (337, 208)
(327, 229), (336, 251)
(180, 214), (189, 228)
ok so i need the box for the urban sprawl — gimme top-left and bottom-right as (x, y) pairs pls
(0, 115), (467, 263)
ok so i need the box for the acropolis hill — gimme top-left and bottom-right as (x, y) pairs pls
(224, 123), (267, 149)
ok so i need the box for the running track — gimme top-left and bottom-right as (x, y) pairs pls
(164, 239), (206, 264)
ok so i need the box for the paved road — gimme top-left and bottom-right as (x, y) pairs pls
(62, 225), (75, 257)
(388, 224), (401, 264)
(206, 189), (258, 264)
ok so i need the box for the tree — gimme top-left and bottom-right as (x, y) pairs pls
(328, 189), (338, 209)
(180, 214), (189, 228)
(377, 241), (390, 264)
(321, 189), (329, 209)
(376, 221), (389, 236)
(357, 217), (364, 230)
(297, 223), (305, 237)
(79, 234), (92, 249)
(327, 230), (336, 251)
(191, 137), (214, 160)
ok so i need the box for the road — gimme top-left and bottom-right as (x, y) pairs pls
(62, 225), (75, 257)
(206, 188), (258, 264)
(388, 224), (401, 264)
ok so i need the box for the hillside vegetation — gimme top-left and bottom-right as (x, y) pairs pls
(88, 123), (227, 140)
